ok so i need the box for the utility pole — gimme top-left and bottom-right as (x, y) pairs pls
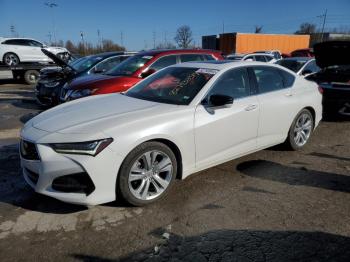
(10, 24), (16, 37)
(153, 31), (156, 49)
(97, 29), (101, 48)
(120, 31), (124, 47)
(46, 32), (52, 44)
(80, 31), (85, 55)
(320, 9), (327, 42)
(44, 2), (58, 43)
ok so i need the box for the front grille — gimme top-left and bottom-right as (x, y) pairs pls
(20, 140), (40, 160)
(25, 168), (39, 184)
(52, 172), (95, 195)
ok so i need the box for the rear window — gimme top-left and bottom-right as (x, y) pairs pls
(180, 54), (204, 63)
(276, 59), (307, 73)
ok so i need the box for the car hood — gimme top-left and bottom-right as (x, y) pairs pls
(29, 93), (161, 133)
(313, 41), (350, 68)
(67, 74), (140, 92)
(41, 49), (75, 70)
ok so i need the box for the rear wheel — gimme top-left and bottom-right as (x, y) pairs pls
(24, 70), (39, 85)
(117, 142), (177, 206)
(3, 53), (20, 66)
(285, 109), (314, 150)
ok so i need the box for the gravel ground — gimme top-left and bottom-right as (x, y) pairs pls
(0, 81), (349, 262)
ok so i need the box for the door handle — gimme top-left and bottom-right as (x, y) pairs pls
(245, 104), (258, 111)
(285, 93), (293, 97)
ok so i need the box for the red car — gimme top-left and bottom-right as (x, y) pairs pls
(290, 48), (314, 58)
(60, 49), (223, 101)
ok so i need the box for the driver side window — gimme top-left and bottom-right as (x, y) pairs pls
(208, 68), (251, 99)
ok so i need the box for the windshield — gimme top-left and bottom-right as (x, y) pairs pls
(227, 56), (242, 61)
(106, 55), (153, 76)
(276, 59), (308, 72)
(69, 56), (105, 73)
(126, 67), (218, 105)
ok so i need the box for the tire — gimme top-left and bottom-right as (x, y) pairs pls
(117, 141), (177, 206)
(3, 52), (20, 66)
(285, 109), (314, 150)
(24, 70), (39, 85)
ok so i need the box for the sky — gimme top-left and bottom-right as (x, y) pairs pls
(0, 0), (349, 50)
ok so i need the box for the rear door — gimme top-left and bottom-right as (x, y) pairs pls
(250, 66), (297, 148)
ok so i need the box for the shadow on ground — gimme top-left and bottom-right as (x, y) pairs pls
(237, 160), (350, 193)
(71, 229), (350, 262)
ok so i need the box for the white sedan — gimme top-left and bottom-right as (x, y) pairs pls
(20, 61), (322, 206)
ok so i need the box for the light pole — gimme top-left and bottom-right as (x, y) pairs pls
(44, 2), (58, 44)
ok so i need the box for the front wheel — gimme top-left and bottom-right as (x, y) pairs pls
(285, 109), (314, 150)
(117, 142), (177, 206)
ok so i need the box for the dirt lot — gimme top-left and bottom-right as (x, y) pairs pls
(0, 80), (350, 262)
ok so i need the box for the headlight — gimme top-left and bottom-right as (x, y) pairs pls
(68, 88), (97, 99)
(44, 81), (60, 88)
(50, 138), (113, 156)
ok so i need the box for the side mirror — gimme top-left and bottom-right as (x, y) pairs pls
(206, 94), (233, 107)
(301, 69), (312, 76)
(140, 68), (156, 78)
(42, 44), (48, 48)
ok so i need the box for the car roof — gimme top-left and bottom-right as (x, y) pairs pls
(135, 49), (221, 56)
(171, 60), (281, 70)
(281, 57), (313, 62)
(1, 37), (39, 41)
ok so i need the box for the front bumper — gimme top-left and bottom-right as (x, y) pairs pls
(35, 83), (62, 107)
(20, 141), (124, 205)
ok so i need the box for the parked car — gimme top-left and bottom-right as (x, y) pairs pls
(254, 50), (282, 60)
(35, 50), (134, 107)
(226, 53), (276, 63)
(275, 57), (320, 76)
(0, 37), (69, 66)
(290, 48), (314, 58)
(20, 61), (322, 206)
(60, 49), (223, 102)
(306, 41), (350, 116)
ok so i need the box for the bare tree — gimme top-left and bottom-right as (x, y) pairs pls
(174, 25), (193, 48)
(295, 23), (317, 34)
(254, 25), (263, 33)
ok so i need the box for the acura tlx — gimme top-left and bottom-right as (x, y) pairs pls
(20, 61), (322, 206)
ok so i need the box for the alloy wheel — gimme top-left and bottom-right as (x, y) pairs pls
(128, 150), (173, 200)
(5, 54), (19, 66)
(293, 113), (312, 147)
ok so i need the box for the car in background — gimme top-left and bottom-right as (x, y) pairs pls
(20, 61), (322, 206)
(306, 41), (350, 116)
(36, 50), (134, 107)
(0, 37), (70, 66)
(60, 49), (223, 102)
(254, 50), (282, 60)
(275, 57), (320, 76)
(290, 48), (314, 58)
(226, 53), (276, 63)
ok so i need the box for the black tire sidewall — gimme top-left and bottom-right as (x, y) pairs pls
(287, 109), (314, 150)
(117, 141), (177, 206)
